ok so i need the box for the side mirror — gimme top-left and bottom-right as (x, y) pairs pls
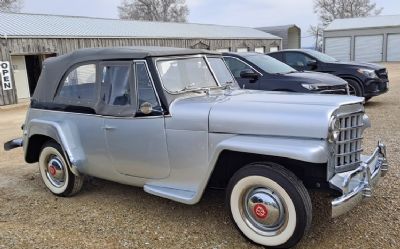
(139, 102), (153, 115)
(306, 60), (318, 69)
(240, 69), (259, 80)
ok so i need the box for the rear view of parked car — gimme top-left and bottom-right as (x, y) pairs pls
(268, 49), (389, 100)
(223, 52), (349, 95)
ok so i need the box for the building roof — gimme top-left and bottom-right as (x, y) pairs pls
(0, 12), (281, 40)
(256, 25), (300, 50)
(257, 24), (300, 32)
(325, 14), (400, 31)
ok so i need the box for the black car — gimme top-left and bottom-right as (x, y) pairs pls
(222, 52), (348, 95)
(268, 49), (389, 100)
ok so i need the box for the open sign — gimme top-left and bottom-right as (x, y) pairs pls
(1, 61), (13, 91)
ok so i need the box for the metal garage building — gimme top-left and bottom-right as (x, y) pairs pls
(0, 12), (281, 106)
(257, 25), (301, 50)
(323, 15), (400, 62)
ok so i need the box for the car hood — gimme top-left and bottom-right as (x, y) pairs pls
(166, 90), (364, 139)
(326, 61), (385, 70)
(282, 71), (347, 85)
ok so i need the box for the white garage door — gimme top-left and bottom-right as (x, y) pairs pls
(237, 47), (249, 52)
(325, 37), (351, 61)
(355, 35), (383, 62)
(387, 34), (400, 62)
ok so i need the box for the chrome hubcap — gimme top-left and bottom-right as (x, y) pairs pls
(46, 156), (66, 188)
(242, 187), (287, 235)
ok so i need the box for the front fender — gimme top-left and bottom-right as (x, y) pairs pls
(182, 134), (331, 204)
(209, 135), (329, 166)
(25, 119), (86, 176)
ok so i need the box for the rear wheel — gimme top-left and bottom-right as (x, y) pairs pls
(226, 162), (312, 248)
(346, 79), (363, 97)
(39, 141), (84, 197)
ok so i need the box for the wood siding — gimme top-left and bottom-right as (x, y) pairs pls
(0, 37), (280, 105)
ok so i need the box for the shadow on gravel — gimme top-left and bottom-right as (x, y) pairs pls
(364, 101), (385, 108)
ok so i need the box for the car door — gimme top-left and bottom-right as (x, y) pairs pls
(223, 56), (260, 89)
(284, 52), (316, 72)
(100, 60), (170, 179)
(54, 63), (109, 175)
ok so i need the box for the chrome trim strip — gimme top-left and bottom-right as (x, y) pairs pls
(336, 149), (363, 157)
(339, 124), (364, 131)
(336, 137), (363, 144)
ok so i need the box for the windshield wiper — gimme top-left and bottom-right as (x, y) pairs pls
(180, 83), (209, 93)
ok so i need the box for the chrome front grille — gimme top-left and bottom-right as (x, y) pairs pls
(335, 112), (364, 172)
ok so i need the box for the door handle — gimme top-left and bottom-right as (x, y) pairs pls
(103, 125), (116, 131)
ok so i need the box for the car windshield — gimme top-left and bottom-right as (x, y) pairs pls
(157, 57), (218, 93)
(244, 54), (296, 74)
(305, 50), (339, 62)
(207, 57), (237, 86)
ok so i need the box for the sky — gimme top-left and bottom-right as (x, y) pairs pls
(21, 0), (400, 47)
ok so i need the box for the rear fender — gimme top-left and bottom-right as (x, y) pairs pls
(25, 119), (85, 176)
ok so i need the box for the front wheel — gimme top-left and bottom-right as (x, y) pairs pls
(39, 141), (84, 197)
(226, 162), (312, 248)
(346, 79), (363, 97)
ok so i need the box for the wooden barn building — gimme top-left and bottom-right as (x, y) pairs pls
(0, 12), (281, 106)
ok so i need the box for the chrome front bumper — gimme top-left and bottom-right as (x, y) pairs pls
(330, 141), (388, 218)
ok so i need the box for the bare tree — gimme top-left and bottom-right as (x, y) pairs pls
(0, 0), (23, 12)
(118, 0), (189, 22)
(308, 24), (324, 51)
(314, 0), (383, 26)
(310, 0), (383, 50)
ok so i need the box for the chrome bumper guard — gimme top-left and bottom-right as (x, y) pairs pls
(330, 141), (388, 218)
(4, 138), (23, 151)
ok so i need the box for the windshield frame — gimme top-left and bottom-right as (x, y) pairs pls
(154, 54), (225, 95)
(206, 55), (238, 87)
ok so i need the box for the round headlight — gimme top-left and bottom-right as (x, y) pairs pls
(328, 116), (340, 143)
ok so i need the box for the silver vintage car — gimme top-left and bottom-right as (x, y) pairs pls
(5, 47), (389, 248)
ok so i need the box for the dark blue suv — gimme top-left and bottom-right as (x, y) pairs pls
(268, 49), (389, 100)
(223, 52), (348, 95)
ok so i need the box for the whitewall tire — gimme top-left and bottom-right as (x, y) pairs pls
(226, 162), (312, 248)
(39, 141), (84, 197)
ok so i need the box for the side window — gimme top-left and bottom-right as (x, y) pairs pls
(284, 53), (313, 68)
(58, 64), (97, 100)
(269, 52), (283, 61)
(101, 64), (131, 106)
(223, 57), (252, 78)
(135, 62), (162, 112)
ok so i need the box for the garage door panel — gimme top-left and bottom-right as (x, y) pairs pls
(387, 34), (400, 62)
(325, 37), (351, 61)
(355, 35), (383, 62)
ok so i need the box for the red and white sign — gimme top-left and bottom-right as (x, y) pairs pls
(0, 61), (13, 91)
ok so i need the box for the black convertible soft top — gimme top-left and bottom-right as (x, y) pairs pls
(32, 46), (219, 103)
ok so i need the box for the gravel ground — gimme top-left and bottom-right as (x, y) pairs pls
(0, 63), (399, 249)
